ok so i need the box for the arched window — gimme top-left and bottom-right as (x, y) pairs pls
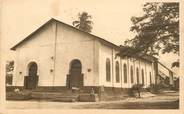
(136, 68), (139, 84)
(123, 64), (127, 83)
(115, 61), (120, 83)
(142, 69), (144, 85)
(150, 72), (152, 84)
(130, 66), (134, 83)
(106, 58), (111, 82)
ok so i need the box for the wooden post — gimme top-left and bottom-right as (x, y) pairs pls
(153, 61), (159, 85)
(169, 71), (174, 87)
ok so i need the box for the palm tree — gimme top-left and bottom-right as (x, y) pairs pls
(72, 12), (93, 33)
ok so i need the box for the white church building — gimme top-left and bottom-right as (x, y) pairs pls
(9, 18), (157, 99)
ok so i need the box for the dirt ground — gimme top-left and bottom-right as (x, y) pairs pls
(6, 91), (179, 109)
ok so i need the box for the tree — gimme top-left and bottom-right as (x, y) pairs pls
(121, 3), (179, 58)
(6, 61), (14, 85)
(6, 61), (14, 73)
(72, 12), (93, 33)
(171, 59), (179, 68)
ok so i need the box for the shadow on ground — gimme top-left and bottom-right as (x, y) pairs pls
(74, 100), (179, 109)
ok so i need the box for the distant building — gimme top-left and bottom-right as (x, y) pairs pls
(157, 62), (179, 89)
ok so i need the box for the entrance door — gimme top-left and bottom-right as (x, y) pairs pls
(69, 60), (83, 89)
(24, 62), (38, 89)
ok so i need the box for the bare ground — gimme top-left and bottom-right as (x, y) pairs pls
(6, 91), (179, 109)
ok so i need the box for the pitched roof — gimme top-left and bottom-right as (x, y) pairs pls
(11, 18), (119, 50)
(10, 18), (158, 64)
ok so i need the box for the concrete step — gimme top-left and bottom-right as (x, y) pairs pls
(31, 91), (79, 100)
(7, 90), (99, 102)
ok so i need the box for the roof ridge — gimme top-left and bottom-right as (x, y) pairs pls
(11, 18), (119, 50)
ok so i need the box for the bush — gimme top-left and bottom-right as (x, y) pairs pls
(147, 84), (160, 93)
(6, 90), (32, 100)
(128, 84), (143, 98)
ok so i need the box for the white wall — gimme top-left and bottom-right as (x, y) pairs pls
(12, 19), (155, 88)
(54, 22), (99, 86)
(13, 20), (99, 87)
(98, 42), (156, 88)
(99, 43), (116, 87)
(13, 21), (55, 86)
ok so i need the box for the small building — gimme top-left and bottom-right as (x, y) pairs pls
(157, 62), (179, 89)
(9, 18), (158, 100)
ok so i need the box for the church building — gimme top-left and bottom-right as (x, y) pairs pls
(9, 18), (157, 100)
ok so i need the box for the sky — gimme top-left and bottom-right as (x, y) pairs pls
(1, 0), (179, 70)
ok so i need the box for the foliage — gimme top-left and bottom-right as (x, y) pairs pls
(73, 12), (93, 33)
(6, 61), (14, 85)
(128, 84), (144, 98)
(123, 3), (179, 57)
(147, 82), (179, 93)
(6, 61), (14, 73)
(164, 77), (170, 85)
(171, 60), (179, 68)
(173, 78), (179, 90)
(6, 91), (32, 100)
(147, 84), (160, 93)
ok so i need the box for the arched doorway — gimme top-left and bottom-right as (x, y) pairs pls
(24, 62), (38, 89)
(68, 59), (83, 89)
